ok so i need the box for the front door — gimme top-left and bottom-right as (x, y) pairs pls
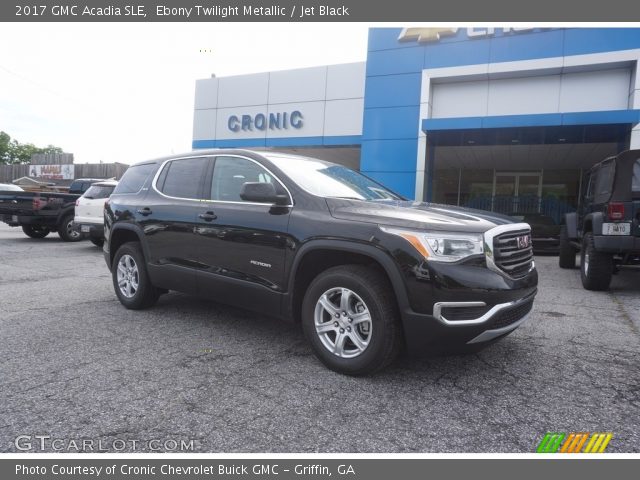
(193, 155), (292, 314)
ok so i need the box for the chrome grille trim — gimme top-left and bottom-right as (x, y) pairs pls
(484, 223), (535, 279)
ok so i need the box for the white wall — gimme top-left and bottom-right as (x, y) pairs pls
(193, 62), (365, 142)
(431, 67), (632, 118)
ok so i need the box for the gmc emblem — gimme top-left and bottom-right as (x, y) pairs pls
(517, 235), (531, 249)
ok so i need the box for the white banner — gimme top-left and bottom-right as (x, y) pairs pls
(29, 164), (75, 180)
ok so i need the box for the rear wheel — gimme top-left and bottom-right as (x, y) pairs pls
(558, 225), (576, 268)
(57, 214), (82, 242)
(580, 232), (613, 291)
(301, 265), (402, 375)
(21, 225), (50, 239)
(112, 242), (160, 309)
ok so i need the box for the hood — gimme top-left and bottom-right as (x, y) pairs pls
(326, 198), (516, 233)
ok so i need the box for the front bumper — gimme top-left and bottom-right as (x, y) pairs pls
(401, 286), (536, 355)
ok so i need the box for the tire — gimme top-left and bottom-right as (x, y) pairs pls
(301, 265), (402, 376)
(57, 214), (82, 242)
(112, 242), (160, 309)
(558, 225), (576, 269)
(21, 225), (50, 239)
(580, 232), (613, 291)
(90, 237), (104, 248)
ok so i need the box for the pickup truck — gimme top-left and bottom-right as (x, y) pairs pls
(0, 178), (105, 241)
(104, 149), (538, 375)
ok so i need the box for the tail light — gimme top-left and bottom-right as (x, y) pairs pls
(32, 197), (46, 210)
(607, 202), (625, 220)
(75, 199), (80, 207)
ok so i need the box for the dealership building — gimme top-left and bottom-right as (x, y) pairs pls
(193, 28), (640, 221)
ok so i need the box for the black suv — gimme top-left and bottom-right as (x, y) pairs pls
(559, 150), (640, 290)
(104, 150), (538, 374)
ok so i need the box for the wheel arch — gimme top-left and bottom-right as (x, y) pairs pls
(109, 224), (149, 268)
(285, 240), (409, 324)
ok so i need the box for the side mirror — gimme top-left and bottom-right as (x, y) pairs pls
(240, 182), (289, 205)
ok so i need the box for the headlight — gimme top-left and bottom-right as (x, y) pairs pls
(381, 227), (484, 263)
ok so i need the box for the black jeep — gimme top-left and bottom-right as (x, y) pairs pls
(559, 150), (640, 290)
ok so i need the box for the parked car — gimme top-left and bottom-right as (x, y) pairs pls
(104, 150), (538, 375)
(0, 183), (24, 192)
(559, 150), (640, 290)
(74, 180), (118, 247)
(509, 213), (560, 253)
(0, 178), (108, 241)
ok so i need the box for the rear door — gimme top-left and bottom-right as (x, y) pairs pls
(193, 155), (293, 313)
(142, 156), (210, 294)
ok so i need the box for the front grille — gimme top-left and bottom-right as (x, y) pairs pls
(493, 228), (534, 278)
(489, 299), (534, 330)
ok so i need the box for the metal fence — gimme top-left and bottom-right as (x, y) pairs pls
(463, 195), (576, 224)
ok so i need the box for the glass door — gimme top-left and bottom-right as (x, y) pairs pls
(493, 172), (541, 213)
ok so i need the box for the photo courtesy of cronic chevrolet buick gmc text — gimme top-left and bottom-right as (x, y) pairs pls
(103, 150), (538, 375)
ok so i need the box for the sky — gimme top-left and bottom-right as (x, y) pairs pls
(0, 23), (369, 165)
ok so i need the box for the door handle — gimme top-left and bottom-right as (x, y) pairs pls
(137, 207), (152, 216)
(198, 211), (217, 221)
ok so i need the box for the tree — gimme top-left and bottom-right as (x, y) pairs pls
(0, 131), (65, 165)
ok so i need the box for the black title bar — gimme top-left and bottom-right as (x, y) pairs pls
(3, 0), (640, 21)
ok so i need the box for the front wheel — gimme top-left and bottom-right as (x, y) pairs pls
(580, 232), (613, 291)
(57, 214), (82, 242)
(301, 265), (402, 375)
(21, 225), (50, 239)
(112, 242), (160, 309)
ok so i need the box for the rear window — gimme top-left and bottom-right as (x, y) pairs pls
(113, 163), (156, 195)
(633, 159), (640, 193)
(82, 185), (115, 199)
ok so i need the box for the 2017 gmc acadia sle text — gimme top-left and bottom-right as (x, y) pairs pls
(104, 150), (538, 375)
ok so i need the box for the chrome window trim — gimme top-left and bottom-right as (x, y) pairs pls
(151, 154), (294, 207)
(432, 291), (534, 327)
(483, 222), (534, 279)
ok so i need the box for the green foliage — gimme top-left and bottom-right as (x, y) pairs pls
(0, 131), (64, 165)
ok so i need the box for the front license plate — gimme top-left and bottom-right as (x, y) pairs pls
(11, 215), (18, 222)
(603, 222), (631, 235)
(81, 225), (90, 233)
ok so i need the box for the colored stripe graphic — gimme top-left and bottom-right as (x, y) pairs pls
(537, 432), (613, 453)
(536, 433), (566, 453)
(584, 433), (613, 453)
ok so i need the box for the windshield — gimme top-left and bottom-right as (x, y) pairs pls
(265, 154), (403, 201)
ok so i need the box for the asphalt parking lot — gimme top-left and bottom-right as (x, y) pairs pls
(1, 222), (639, 453)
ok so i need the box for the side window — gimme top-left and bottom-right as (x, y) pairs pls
(157, 157), (208, 199)
(633, 159), (640, 193)
(584, 172), (594, 200)
(210, 157), (283, 202)
(593, 161), (614, 203)
(114, 163), (156, 194)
